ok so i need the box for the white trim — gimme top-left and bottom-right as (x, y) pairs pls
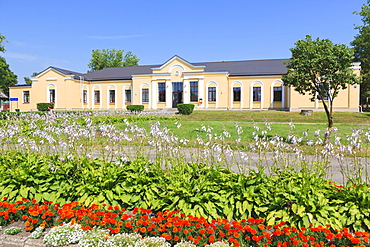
(107, 84), (117, 109)
(140, 83), (151, 108)
(123, 84), (132, 108)
(152, 80), (157, 109)
(47, 84), (57, 107)
(169, 64), (186, 73)
(133, 73), (170, 78)
(231, 81), (243, 109)
(271, 80), (285, 108)
(152, 55), (205, 71)
(46, 78), (57, 81)
(82, 85), (89, 109)
(92, 85), (102, 109)
(250, 81), (264, 109)
(206, 81), (218, 108)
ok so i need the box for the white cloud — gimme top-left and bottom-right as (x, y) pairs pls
(87, 34), (144, 40)
(3, 52), (37, 62)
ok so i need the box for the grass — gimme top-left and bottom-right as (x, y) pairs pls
(114, 111), (370, 156)
(177, 110), (370, 124)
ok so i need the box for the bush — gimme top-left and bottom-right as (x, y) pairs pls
(126, 105), (144, 112)
(177, 104), (195, 115)
(37, 103), (54, 112)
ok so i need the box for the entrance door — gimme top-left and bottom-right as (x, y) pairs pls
(172, 82), (183, 108)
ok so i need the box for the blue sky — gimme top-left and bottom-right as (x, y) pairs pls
(0, 0), (366, 84)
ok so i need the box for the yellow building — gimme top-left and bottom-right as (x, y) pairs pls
(9, 55), (360, 112)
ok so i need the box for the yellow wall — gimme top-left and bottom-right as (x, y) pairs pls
(8, 58), (360, 112)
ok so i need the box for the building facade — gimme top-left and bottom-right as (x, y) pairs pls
(9, 55), (361, 112)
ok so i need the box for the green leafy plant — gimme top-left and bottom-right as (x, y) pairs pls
(36, 103), (54, 111)
(177, 104), (195, 115)
(4, 227), (21, 235)
(126, 105), (144, 112)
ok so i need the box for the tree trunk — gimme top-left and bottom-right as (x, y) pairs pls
(322, 100), (333, 144)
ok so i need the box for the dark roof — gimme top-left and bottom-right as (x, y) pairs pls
(196, 59), (288, 76)
(84, 58), (288, 81)
(35, 57), (289, 82)
(49, 66), (86, 79)
(85, 65), (154, 81)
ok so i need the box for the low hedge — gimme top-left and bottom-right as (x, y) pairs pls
(177, 103), (195, 115)
(37, 103), (54, 112)
(126, 105), (144, 112)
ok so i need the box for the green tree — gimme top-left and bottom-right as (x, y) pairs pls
(24, 77), (32, 84)
(282, 35), (359, 131)
(352, 0), (370, 106)
(87, 49), (139, 72)
(0, 34), (17, 95)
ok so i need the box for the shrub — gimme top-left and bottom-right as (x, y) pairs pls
(126, 105), (144, 112)
(37, 103), (54, 112)
(177, 104), (194, 115)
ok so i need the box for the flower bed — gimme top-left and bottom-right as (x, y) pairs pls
(0, 199), (369, 246)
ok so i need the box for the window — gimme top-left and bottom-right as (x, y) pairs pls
(273, 87), (282, 102)
(142, 88), (149, 103)
(208, 87), (216, 102)
(233, 87), (241, 102)
(94, 90), (100, 103)
(158, 82), (166, 102)
(125, 89), (132, 103)
(49, 89), (55, 103)
(83, 90), (87, 103)
(109, 90), (115, 103)
(23, 91), (30, 103)
(253, 87), (261, 102)
(190, 81), (198, 102)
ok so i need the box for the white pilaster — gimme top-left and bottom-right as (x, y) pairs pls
(166, 80), (172, 108)
(183, 79), (189, 104)
(152, 80), (157, 110)
(198, 79), (204, 108)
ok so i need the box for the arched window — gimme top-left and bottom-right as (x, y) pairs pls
(141, 83), (150, 104)
(47, 84), (56, 105)
(124, 85), (132, 104)
(251, 81), (263, 109)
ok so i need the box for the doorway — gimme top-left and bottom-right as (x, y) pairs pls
(172, 82), (183, 108)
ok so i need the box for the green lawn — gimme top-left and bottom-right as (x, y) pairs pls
(177, 110), (370, 125)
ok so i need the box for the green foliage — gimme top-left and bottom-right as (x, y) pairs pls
(126, 104), (144, 112)
(0, 151), (369, 232)
(177, 104), (195, 115)
(0, 33), (18, 95)
(36, 103), (54, 111)
(352, 0), (370, 105)
(87, 49), (139, 72)
(4, 227), (22, 235)
(24, 76), (32, 84)
(283, 35), (359, 128)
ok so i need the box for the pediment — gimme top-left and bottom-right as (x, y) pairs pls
(151, 55), (205, 74)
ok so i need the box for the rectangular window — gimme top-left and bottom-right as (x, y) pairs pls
(158, 82), (166, 102)
(83, 90), (87, 103)
(23, 91), (30, 103)
(49, 89), (55, 103)
(273, 87), (282, 102)
(190, 81), (198, 102)
(208, 87), (216, 102)
(233, 87), (241, 102)
(142, 88), (149, 103)
(94, 90), (100, 103)
(125, 89), (132, 103)
(253, 87), (261, 102)
(109, 90), (115, 103)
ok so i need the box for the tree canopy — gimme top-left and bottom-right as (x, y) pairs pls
(352, 0), (370, 105)
(282, 35), (359, 129)
(87, 49), (139, 72)
(0, 33), (17, 96)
